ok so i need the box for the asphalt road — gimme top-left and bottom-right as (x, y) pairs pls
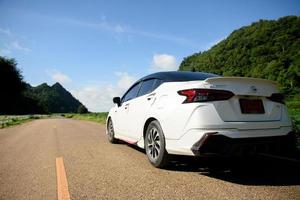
(0, 119), (299, 200)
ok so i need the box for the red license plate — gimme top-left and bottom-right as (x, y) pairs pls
(239, 99), (265, 114)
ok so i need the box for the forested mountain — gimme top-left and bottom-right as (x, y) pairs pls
(179, 16), (300, 95)
(24, 82), (85, 113)
(0, 56), (88, 114)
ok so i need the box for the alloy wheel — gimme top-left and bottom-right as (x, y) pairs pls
(146, 127), (161, 161)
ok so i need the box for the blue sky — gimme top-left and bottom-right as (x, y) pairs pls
(0, 0), (299, 111)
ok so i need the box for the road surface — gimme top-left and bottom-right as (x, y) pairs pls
(0, 119), (299, 200)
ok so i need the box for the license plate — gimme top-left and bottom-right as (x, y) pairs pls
(239, 99), (265, 114)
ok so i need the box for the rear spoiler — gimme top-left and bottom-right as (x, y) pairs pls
(204, 77), (279, 86)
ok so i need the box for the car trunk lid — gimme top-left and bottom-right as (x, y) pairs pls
(203, 77), (282, 122)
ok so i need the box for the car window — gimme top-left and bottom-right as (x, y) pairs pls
(152, 79), (162, 91)
(137, 79), (156, 97)
(122, 82), (141, 103)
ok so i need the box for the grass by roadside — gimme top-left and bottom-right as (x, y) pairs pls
(64, 113), (108, 124)
(0, 113), (108, 129)
(286, 97), (300, 133)
(0, 99), (298, 149)
(286, 96), (300, 149)
(63, 102), (300, 149)
(0, 115), (49, 129)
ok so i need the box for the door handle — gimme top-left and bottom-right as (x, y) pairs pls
(124, 103), (129, 109)
(147, 93), (156, 100)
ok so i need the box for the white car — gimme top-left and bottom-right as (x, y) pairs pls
(106, 71), (295, 168)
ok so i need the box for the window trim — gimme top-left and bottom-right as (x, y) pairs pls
(137, 78), (157, 97)
(121, 81), (142, 104)
(120, 78), (163, 104)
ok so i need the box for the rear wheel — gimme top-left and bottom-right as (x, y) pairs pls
(107, 119), (118, 144)
(145, 120), (169, 168)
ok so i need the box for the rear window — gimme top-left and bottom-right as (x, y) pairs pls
(164, 72), (219, 82)
(137, 79), (162, 97)
(152, 79), (162, 90)
(138, 79), (156, 97)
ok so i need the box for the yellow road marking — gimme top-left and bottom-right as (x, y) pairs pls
(56, 157), (71, 200)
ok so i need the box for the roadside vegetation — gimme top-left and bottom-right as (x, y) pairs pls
(0, 113), (107, 129)
(64, 113), (108, 124)
(286, 96), (300, 148)
(179, 16), (300, 97)
(179, 16), (300, 147)
(0, 115), (49, 128)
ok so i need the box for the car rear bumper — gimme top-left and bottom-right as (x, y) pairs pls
(165, 126), (295, 156)
(191, 131), (296, 157)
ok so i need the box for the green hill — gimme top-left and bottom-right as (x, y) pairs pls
(24, 82), (85, 113)
(179, 16), (300, 95)
(0, 56), (88, 114)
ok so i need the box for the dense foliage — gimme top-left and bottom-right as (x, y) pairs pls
(179, 16), (300, 96)
(0, 57), (24, 114)
(77, 105), (88, 114)
(0, 57), (43, 114)
(0, 56), (88, 114)
(65, 112), (108, 124)
(25, 82), (88, 113)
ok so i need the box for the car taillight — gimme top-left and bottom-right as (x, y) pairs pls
(267, 93), (285, 104)
(177, 89), (234, 103)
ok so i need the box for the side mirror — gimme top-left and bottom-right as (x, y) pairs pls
(113, 97), (121, 107)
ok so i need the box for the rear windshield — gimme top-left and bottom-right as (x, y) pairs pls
(164, 72), (220, 82)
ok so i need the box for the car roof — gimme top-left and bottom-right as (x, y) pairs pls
(138, 71), (220, 82)
(121, 71), (220, 100)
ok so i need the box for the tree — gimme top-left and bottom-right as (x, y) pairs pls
(179, 16), (300, 95)
(77, 105), (88, 114)
(0, 56), (87, 114)
(0, 56), (25, 114)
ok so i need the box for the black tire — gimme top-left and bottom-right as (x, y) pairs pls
(107, 118), (118, 144)
(145, 120), (169, 168)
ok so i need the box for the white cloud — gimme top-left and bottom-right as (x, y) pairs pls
(0, 48), (11, 56)
(115, 72), (136, 90)
(71, 72), (136, 112)
(71, 85), (116, 112)
(130, 29), (197, 47)
(0, 28), (12, 36)
(0, 29), (31, 54)
(10, 41), (31, 52)
(51, 17), (197, 47)
(60, 17), (127, 34)
(47, 70), (72, 84)
(150, 54), (179, 71)
(0, 40), (31, 54)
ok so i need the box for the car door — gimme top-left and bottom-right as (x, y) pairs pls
(126, 79), (161, 140)
(113, 82), (141, 138)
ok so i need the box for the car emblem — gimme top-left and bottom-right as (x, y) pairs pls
(250, 86), (257, 93)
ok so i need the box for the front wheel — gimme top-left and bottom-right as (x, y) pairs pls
(145, 120), (169, 168)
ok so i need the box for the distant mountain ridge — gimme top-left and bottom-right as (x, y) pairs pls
(24, 82), (87, 113)
(0, 55), (88, 114)
(179, 16), (300, 95)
